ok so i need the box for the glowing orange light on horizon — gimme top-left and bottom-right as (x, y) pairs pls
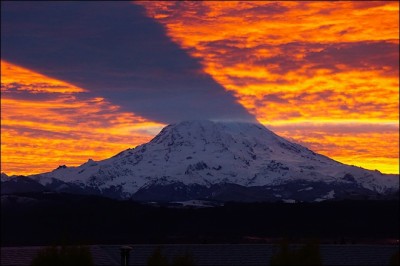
(269, 122), (399, 174)
(1, 61), (165, 175)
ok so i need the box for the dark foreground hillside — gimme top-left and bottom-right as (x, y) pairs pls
(1, 193), (398, 246)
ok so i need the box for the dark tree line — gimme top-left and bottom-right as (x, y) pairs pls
(1, 193), (398, 246)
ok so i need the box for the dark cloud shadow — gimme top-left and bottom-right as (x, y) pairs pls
(1, 2), (255, 124)
(304, 41), (399, 75)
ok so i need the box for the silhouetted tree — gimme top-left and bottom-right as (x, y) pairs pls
(270, 241), (294, 265)
(147, 246), (168, 266)
(270, 240), (322, 265)
(147, 247), (196, 266)
(31, 245), (93, 266)
(173, 252), (195, 266)
(390, 250), (399, 265)
(296, 241), (322, 265)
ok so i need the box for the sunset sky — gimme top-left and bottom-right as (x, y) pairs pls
(1, 1), (399, 175)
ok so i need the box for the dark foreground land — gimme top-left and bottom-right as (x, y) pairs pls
(1, 192), (398, 246)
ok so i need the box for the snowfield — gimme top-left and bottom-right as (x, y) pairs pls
(3, 120), (398, 202)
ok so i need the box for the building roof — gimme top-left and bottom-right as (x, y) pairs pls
(1, 244), (398, 265)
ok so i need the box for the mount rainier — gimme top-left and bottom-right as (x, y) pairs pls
(2, 120), (398, 202)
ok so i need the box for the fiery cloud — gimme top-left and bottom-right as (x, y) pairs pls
(1, 61), (164, 175)
(269, 122), (399, 174)
(139, 1), (399, 173)
(1, 2), (398, 175)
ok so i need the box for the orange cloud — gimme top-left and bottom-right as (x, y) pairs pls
(1, 61), (165, 175)
(139, 1), (399, 174)
(1, 61), (85, 94)
(139, 2), (399, 122)
(269, 122), (399, 174)
(2, 1), (399, 175)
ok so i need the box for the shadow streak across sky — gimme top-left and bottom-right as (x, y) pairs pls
(1, 1), (255, 124)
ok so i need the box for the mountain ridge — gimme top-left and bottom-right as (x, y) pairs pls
(2, 120), (398, 202)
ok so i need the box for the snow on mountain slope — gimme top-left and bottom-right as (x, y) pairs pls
(1, 172), (11, 182)
(28, 120), (398, 200)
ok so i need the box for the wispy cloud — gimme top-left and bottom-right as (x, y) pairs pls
(270, 122), (399, 174)
(139, 1), (398, 123)
(1, 61), (164, 175)
(139, 1), (399, 173)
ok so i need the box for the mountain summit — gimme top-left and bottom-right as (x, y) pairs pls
(3, 120), (399, 202)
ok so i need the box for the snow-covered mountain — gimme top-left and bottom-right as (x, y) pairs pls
(2, 120), (399, 202)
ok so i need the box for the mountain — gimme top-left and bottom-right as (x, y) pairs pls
(2, 120), (399, 202)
